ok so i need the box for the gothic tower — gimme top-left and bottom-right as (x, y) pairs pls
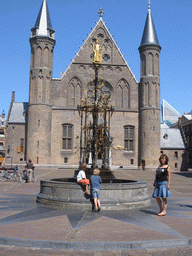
(138, 2), (161, 169)
(27, 0), (55, 164)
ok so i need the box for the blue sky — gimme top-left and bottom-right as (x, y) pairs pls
(0, 0), (192, 117)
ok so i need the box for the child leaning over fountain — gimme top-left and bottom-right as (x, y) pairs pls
(90, 169), (102, 212)
(77, 163), (90, 195)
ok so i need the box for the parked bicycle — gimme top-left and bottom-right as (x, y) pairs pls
(0, 166), (37, 183)
(20, 168), (37, 183)
(0, 169), (20, 182)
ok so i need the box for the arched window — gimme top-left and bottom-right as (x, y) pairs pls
(141, 53), (146, 76)
(147, 52), (153, 75)
(35, 46), (42, 67)
(62, 124), (73, 150)
(116, 79), (130, 109)
(154, 53), (159, 76)
(68, 77), (81, 106)
(43, 47), (49, 67)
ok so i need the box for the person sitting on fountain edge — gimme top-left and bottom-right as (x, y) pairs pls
(90, 168), (102, 212)
(77, 163), (90, 195)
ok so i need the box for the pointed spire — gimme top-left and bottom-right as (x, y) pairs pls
(139, 1), (160, 48)
(31, 0), (55, 38)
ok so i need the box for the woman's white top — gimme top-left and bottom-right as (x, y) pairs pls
(77, 170), (86, 182)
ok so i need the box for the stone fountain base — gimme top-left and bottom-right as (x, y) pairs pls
(36, 177), (150, 210)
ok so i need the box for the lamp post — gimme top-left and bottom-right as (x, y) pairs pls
(11, 126), (15, 168)
(92, 40), (102, 167)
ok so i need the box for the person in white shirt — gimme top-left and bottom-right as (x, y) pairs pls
(77, 163), (90, 195)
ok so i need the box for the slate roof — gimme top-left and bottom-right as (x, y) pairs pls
(31, 0), (54, 37)
(139, 2), (160, 48)
(8, 102), (28, 124)
(183, 112), (192, 120)
(35, 0), (52, 29)
(161, 126), (185, 149)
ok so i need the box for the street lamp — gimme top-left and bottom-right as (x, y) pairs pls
(11, 126), (15, 168)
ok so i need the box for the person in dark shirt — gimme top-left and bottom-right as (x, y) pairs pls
(90, 169), (102, 212)
(152, 154), (171, 216)
(26, 159), (34, 182)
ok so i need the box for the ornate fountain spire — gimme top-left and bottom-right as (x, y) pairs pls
(98, 7), (104, 20)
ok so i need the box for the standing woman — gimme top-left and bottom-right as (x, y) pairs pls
(153, 154), (171, 216)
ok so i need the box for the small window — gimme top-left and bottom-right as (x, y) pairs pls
(20, 158), (23, 161)
(130, 159), (134, 165)
(0, 142), (4, 150)
(37, 157), (39, 164)
(124, 126), (134, 151)
(64, 157), (68, 163)
(175, 163), (178, 169)
(0, 129), (4, 135)
(97, 33), (104, 38)
(38, 120), (40, 126)
(187, 153), (190, 164)
(163, 133), (168, 139)
(20, 139), (24, 152)
(174, 151), (178, 159)
(187, 136), (190, 147)
(102, 54), (110, 61)
(7, 145), (10, 154)
(62, 124), (72, 149)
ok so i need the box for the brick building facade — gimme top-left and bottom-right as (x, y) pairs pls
(4, 0), (164, 170)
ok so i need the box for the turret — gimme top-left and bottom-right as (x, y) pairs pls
(27, 0), (55, 164)
(138, 1), (161, 169)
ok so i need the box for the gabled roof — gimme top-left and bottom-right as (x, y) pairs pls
(8, 102), (28, 124)
(59, 11), (137, 83)
(139, 1), (160, 48)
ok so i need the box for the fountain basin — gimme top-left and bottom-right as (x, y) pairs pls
(36, 178), (150, 210)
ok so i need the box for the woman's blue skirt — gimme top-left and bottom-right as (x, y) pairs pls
(152, 181), (171, 198)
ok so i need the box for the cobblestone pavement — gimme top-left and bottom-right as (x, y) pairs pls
(0, 168), (191, 255)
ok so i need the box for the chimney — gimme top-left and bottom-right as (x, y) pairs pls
(12, 91), (15, 102)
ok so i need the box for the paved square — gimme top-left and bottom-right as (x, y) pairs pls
(0, 169), (192, 255)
